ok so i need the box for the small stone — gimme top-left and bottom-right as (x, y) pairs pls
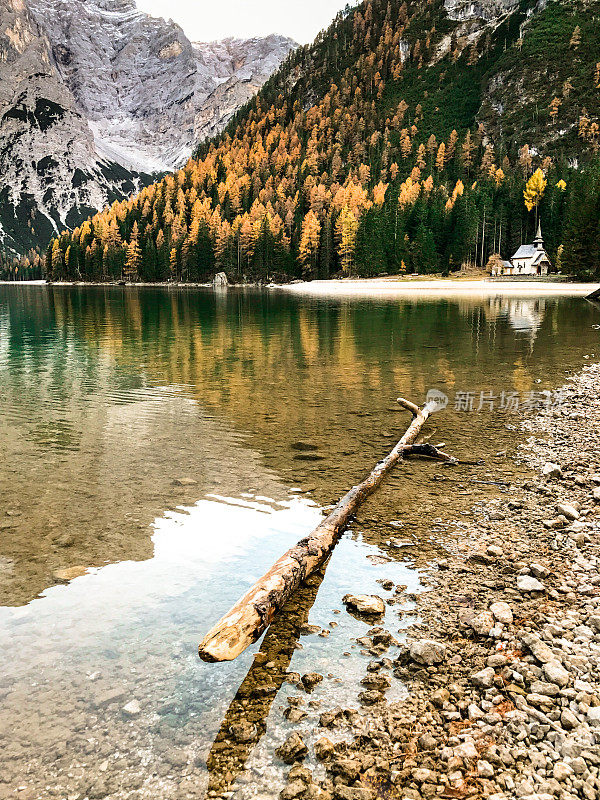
(276, 733), (308, 764)
(490, 601), (513, 625)
(301, 673), (323, 692)
(53, 566), (90, 582)
(122, 700), (141, 718)
(560, 709), (579, 730)
(486, 545), (503, 557)
(284, 707), (308, 723)
(230, 720), (258, 743)
(587, 707), (600, 727)
(517, 575), (545, 593)
(332, 758), (361, 781)
(477, 760), (494, 778)
(359, 689), (384, 705)
(453, 740), (478, 761)
(409, 639), (446, 666)
(418, 733), (437, 751)
(542, 463), (562, 479)
(173, 477), (198, 486)
(430, 688), (450, 708)
(281, 779), (306, 800)
(342, 594), (385, 615)
(556, 503), (579, 520)
(543, 660), (569, 688)
(529, 681), (559, 697)
(319, 707), (343, 728)
(521, 633), (555, 664)
(334, 788), (374, 800)
(593, 487), (600, 502)
(529, 562), (549, 579)
(300, 624), (321, 636)
(469, 611), (495, 636)
(471, 667), (495, 689)
(553, 762), (573, 782)
(314, 737), (335, 761)
(468, 704), (484, 721)
(412, 768), (436, 783)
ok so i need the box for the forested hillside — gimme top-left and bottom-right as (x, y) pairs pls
(19, 0), (600, 282)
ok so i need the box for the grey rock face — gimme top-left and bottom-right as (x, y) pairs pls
(444, 0), (519, 23)
(28, 0), (296, 172)
(0, 0), (138, 253)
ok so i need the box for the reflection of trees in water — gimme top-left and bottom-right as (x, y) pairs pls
(205, 566), (327, 795)
(0, 287), (596, 599)
(3, 288), (585, 412)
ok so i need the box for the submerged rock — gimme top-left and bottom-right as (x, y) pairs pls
(276, 732), (308, 764)
(122, 700), (141, 718)
(300, 672), (323, 692)
(342, 594), (385, 615)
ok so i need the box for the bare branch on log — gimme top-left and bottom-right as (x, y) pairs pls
(199, 397), (440, 663)
(397, 397), (420, 416)
(403, 443), (458, 464)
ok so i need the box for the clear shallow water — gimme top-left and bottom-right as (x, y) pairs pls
(0, 285), (599, 799)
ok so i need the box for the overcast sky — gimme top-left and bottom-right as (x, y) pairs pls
(136, 0), (352, 45)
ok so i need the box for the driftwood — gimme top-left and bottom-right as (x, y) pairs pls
(198, 396), (445, 663)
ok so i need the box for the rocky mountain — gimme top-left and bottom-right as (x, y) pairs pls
(28, 1), (297, 173)
(444, 0), (519, 23)
(0, 0), (296, 255)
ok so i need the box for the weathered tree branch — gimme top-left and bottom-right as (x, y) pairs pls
(199, 397), (441, 663)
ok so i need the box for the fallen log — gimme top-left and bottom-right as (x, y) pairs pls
(199, 396), (442, 663)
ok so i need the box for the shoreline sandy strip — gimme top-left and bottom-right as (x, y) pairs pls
(278, 279), (600, 298)
(2, 278), (599, 298)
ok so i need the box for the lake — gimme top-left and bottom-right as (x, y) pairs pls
(0, 284), (598, 800)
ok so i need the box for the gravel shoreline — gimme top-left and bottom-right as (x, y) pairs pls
(276, 363), (600, 800)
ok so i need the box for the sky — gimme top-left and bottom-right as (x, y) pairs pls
(136, 0), (353, 45)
